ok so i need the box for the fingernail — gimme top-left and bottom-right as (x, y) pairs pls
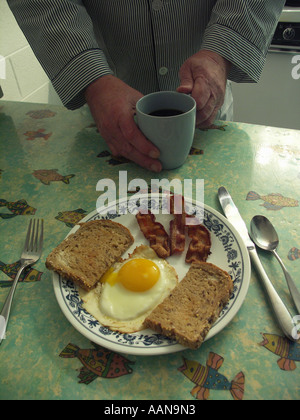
(150, 163), (161, 173)
(149, 150), (160, 159)
(177, 86), (192, 94)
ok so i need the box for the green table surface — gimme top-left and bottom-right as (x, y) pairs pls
(0, 100), (299, 401)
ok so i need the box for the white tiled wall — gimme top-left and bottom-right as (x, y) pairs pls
(0, 2), (62, 105)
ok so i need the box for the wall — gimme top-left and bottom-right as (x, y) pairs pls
(0, 2), (62, 105)
(232, 49), (300, 130)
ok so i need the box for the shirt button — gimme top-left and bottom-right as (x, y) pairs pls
(152, 0), (163, 11)
(159, 67), (168, 76)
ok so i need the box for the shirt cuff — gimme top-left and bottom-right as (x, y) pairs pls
(52, 49), (114, 110)
(201, 24), (267, 83)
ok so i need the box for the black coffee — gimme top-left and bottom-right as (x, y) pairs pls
(149, 109), (184, 117)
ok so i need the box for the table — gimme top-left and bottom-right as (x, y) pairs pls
(0, 100), (299, 401)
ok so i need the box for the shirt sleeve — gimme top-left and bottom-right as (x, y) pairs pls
(7, 0), (113, 110)
(201, 0), (286, 83)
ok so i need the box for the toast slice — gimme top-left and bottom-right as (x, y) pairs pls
(144, 262), (233, 349)
(46, 220), (134, 290)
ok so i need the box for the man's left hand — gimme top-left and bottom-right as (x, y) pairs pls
(177, 50), (231, 128)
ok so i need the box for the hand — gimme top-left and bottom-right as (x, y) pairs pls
(85, 75), (162, 172)
(177, 50), (231, 128)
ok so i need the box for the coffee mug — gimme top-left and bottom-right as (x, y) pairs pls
(136, 91), (196, 170)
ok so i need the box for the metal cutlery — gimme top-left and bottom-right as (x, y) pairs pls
(218, 187), (297, 342)
(0, 219), (44, 345)
(250, 215), (300, 316)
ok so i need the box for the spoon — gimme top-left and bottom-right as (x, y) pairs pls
(250, 215), (300, 316)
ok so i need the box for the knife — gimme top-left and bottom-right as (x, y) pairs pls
(218, 186), (297, 342)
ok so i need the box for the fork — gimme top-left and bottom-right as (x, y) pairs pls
(0, 219), (44, 345)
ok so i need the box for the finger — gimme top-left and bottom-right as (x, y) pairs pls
(107, 141), (118, 156)
(122, 146), (162, 173)
(178, 66), (194, 94)
(196, 103), (219, 128)
(195, 94), (217, 126)
(99, 118), (130, 157)
(105, 133), (162, 172)
(99, 111), (159, 160)
(119, 114), (160, 159)
(177, 85), (192, 95)
(192, 76), (211, 112)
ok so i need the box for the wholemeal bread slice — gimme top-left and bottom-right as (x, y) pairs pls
(46, 220), (134, 290)
(144, 262), (233, 349)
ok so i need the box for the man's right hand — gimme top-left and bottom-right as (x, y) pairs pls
(85, 75), (162, 172)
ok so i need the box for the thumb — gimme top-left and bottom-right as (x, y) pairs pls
(177, 68), (194, 94)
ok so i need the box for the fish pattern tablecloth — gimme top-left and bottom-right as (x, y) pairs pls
(0, 100), (299, 401)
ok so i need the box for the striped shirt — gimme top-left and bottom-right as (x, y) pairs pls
(8, 0), (285, 112)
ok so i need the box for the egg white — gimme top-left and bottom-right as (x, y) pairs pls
(79, 245), (178, 333)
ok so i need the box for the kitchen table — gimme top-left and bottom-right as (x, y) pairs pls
(0, 100), (299, 401)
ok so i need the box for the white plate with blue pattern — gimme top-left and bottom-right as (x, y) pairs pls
(53, 194), (251, 356)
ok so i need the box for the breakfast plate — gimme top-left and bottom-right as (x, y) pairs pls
(53, 194), (251, 356)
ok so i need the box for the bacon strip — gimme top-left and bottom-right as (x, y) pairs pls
(169, 195), (186, 255)
(169, 194), (185, 215)
(170, 214), (186, 255)
(185, 224), (211, 264)
(135, 195), (212, 263)
(136, 211), (170, 258)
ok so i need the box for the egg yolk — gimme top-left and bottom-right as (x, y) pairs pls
(101, 259), (160, 292)
(101, 267), (118, 286)
(119, 259), (160, 292)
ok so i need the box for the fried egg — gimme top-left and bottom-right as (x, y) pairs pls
(79, 245), (178, 333)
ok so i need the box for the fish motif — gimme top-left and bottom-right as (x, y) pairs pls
(0, 260), (43, 286)
(178, 352), (245, 401)
(259, 333), (300, 371)
(32, 169), (75, 185)
(0, 199), (36, 219)
(55, 208), (87, 227)
(246, 191), (299, 211)
(127, 184), (164, 195)
(59, 343), (134, 384)
(189, 147), (204, 155)
(26, 109), (56, 119)
(24, 129), (52, 141)
(288, 247), (300, 261)
(97, 150), (130, 166)
(98, 148), (205, 164)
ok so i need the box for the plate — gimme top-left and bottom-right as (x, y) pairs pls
(53, 194), (251, 356)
